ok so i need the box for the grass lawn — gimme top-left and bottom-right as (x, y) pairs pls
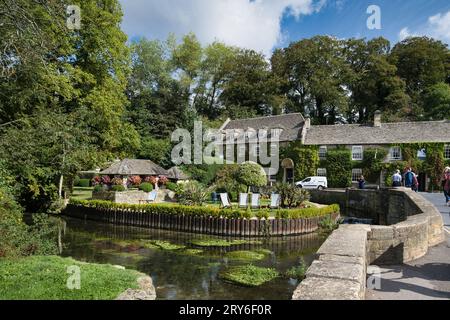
(0, 256), (143, 300)
(71, 187), (93, 201)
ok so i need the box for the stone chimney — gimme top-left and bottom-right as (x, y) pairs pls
(304, 116), (311, 130)
(374, 111), (382, 128)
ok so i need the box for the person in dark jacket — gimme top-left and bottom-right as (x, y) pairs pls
(358, 176), (366, 190)
(404, 168), (414, 188)
(443, 167), (450, 206)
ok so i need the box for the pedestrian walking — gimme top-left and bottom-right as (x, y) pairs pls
(404, 167), (414, 188)
(442, 167), (450, 206)
(392, 170), (402, 187)
(358, 175), (366, 190)
(412, 173), (419, 192)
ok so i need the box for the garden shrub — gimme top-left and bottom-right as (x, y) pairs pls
(255, 208), (270, 220)
(215, 164), (247, 201)
(236, 162), (267, 192)
(101, 175), (111, 186)
(177, 181), (213, 206)
(275, 183), (310, 208)
(144, 176), (158, 185)
(158, 176), (168, 185)
(166, 182), (178, 192)
(93, 185), (103, 193)
(111, 185), (126, 192)
(127, 176), (142, 187)
(78, 179), (90, 188)
(91, 176), (101, 186)
(111, 177), (123, 186)
(139, 183), (153, 193)
(73, 176), (81, 187)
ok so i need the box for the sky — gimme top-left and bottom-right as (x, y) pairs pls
(119, 0), (450, 57)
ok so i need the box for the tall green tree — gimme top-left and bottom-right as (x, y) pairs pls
(272, 36), (351, 124)
(220, 49), (280, 119)
(422, 82), (450, 120)
(390, 37), (450, 119)
(344, 38), (410, 123)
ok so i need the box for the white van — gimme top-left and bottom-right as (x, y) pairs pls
(295, 177), (328, 190)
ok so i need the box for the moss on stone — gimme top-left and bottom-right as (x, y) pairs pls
(219, 265), (279, 287)
(141, 240), (186, 251)
(182, 249), (204, 256)
(225, 249), (273, 261)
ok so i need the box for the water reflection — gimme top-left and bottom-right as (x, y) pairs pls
(60, 216), (326, 300)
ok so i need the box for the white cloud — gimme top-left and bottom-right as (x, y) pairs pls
(428, 11), (450, 42)
(398, 10), (450, 43)
(119, 0), (325, 56)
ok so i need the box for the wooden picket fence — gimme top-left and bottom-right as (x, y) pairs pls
(64, 204), (340, 237)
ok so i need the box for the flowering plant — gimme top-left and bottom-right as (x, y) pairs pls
(128, 175), (142, 186)
(144, 176), (158, 185)
(91, 176), (101, 186)
(111, 177), (123, 186)
(158, 175), (168, 185)
(101, 175), (111, 185)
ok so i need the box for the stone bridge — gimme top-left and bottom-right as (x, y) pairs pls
(292, 187), (445, 300)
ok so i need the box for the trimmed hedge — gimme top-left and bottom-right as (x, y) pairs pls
(139, 183), (153, 193)
(111, 185), (126, 192)
(69, 199), (339, 220)
(78, 179), (91, 188)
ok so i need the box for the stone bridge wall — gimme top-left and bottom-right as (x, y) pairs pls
(293, 188), (445, 300)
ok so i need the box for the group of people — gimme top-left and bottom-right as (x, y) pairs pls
(442, 167), (450, 206)
(392, 167), (420, 192)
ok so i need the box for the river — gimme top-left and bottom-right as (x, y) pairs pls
(59, 216), (326, 300)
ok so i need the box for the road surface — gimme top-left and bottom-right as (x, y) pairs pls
(366, 192), (450, 300)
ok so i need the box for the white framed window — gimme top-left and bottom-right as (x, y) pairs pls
(389, 146), (402, 161)
(352, 146), (363, 161)
(317, 168), (327, 177)
(352, 169), (363, 182)
(318, 146), (328, 160)
(445, 145), (450, 160)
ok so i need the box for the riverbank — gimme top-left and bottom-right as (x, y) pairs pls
(0, 255), (151, 300)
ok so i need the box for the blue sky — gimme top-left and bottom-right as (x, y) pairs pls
(120, 0), (450, 56)
(279, 0), (450, 47)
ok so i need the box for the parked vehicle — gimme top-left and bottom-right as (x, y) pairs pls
(295, 177), (328, 190)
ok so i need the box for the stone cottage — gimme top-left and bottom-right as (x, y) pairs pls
(219, 111), (450, 190)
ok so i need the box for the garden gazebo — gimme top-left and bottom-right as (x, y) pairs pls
(100, 159), (168, 178)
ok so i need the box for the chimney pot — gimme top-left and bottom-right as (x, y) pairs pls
(305, 116), (311, 130)
(374, 111), (382, 127)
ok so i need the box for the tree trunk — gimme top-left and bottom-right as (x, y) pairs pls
(58, 175), (64, 199)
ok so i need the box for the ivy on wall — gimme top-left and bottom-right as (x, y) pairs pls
(324, 148), (352, 188)
(279, 142), (447, 190)
(355, 148), (388, 183)
(280, 142), (319, 182)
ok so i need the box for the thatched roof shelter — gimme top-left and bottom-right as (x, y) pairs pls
(100, 159), (168, 176)
(167, 167), (190, 181)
